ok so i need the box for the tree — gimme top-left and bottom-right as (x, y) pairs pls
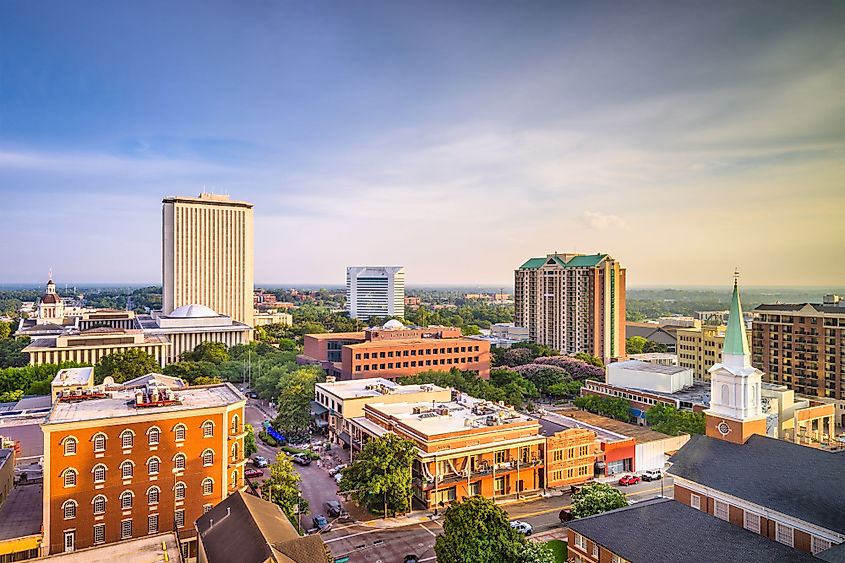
(519, 542), (556, 563)
(573, 394), (631, 422)
(573, 352), (604, 368)
(462, 324), (481, 336)
(642, 340), (668, 354)
(0, 336), (29, 368)
(571, 483), (628, 518)
(244, 423), (258, 457)
(272, 366), (322, 441)
(434, 495), (526, 563)
(263, 452), (308, 524)
(162, 360), (219, 383)
(191, 375), (222, 385)
(646, 404), (705, 435)
(625, 336), (647, 355)
(339, 434), (416, 517)
(96, 349), (159, 383)
(180, 341), (230, 364)
(0, 321), (11, 340)
(546, 379), (584, 399)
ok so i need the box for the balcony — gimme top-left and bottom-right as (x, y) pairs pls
(228, 426), (248, 440)
(228, 455), (247, 468)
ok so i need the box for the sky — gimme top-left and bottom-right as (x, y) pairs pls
(1, 1), (843, 287)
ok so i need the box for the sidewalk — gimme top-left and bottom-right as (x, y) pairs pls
(530, 528), (568, 542)
(358, 511), (441, 529)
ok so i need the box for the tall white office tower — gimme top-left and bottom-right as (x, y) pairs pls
(346, 266), (405, 321)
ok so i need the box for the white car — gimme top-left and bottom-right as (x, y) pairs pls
(328, 464), (347, 476)
(642, 469), (663, 481)
(510, 521), (533, 536)
(334, 473), (343, 484)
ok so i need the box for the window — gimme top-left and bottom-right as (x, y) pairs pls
(93, 524), (105, 544)
(812, 536), (832, 555)
(690, 494), (701, 510)
(469, 482), (481, 495)
(203, 504), (212, 514)
(120, 519), (132, 539)
(202, 449), (214, 466)
(776, 523), (794, 547)
(611, 556), (628, 563)
(93, 464), (106, 483)
(148, 427), (160, 445)
(592, 544), (599, 557)
(147, 487), (160, 505)
(93, 495), (106, 514)
(62, 500), (77, 519)
(120, 491), (133, 509)
(714, 500), (729, 521)
(120, 430), (133, 449)
(147, 457), (160, 475)
(64, 437), (77, 456)
(175, 509), (185, 528)
(552, 450), (563, 462)
(174, 424), (186, 442)
(175, 482), (186, 501)
(494, 477), (505, 493)
(93, 433), (106, 452)
(202, 478), (214, 495)
(494, 451), (506, 464)
(120, 460), (134, 479)
(174, 453), (186, 471)
(63, 468), (77, 487)
(231, 414), (240, 434)
(574, 533), (586, 550)
(231, 470), (238, 486)
(743, 511), (760, 533)
(231, 442), (240, 461)
(148, 514), (158, 534)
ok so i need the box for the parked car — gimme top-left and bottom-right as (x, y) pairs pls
(403, 556), (419, 563)
(244, 468), (264, 478)
(618, 474), (640, 486)
(326, 500), (347, 517)
(328, 464), (347, 476)
(641, 469), (662, 482)
(312, 515), (332, 531)
(334, 472), (343, 485)
(252, 456), (268, 468)
(510, 521), (533, 536)
(292, 453), (311, 466)
(558, 508), (574, 524)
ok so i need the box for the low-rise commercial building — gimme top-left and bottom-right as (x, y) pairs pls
(607, 360), (693, 394)
(677, 325), (726, 380)
(252, 311), (293, 327)
(0, 445), (43, 562)
(300, 321), (491, 380)
(35, 532), (180, 562)
(627, 352), (678, 366)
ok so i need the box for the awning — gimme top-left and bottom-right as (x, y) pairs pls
(314, 419), (329, 428)
(339, 431), (351, 445)
(310, 400), (328, 415)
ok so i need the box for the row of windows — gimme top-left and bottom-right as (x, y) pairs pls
(355, 345), (482, 360)
(550, 465), (590, 481)
(67, 507), (204, 549)
(61, 480), (214, 520)
(550, 445), (591, 462)
(355, 356), (481, 372)
(62, 416), (239, 456)
(61, 448), (221, 487)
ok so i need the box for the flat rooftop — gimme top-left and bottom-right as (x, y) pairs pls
(317, 378), (447, 400)
(0, 483), (43, 541)
(24, 333), (169, 350)
(41, 532), (180, 562)
(44, 382), (245, 425)
(611, 360), (689, 375)
(305, 331), (366, 340)
(627, 353), (678, 361)
(367, 395), (538, 438)
(346, 337), (480, 348)
(53, 367), (94, 386)
(595, 378), (712, 406)
(548, 408), (674, 443)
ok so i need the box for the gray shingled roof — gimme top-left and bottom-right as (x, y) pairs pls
(567, 498), (820, 563)
(668, 434), (845, 534)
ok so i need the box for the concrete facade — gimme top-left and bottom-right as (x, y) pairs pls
(677, 325), (726, 380)
(346, 266), (405, 321)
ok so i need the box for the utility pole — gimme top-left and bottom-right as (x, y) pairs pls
(383, 466), (388, 519)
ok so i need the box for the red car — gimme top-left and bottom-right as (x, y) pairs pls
(245, 468), (264, 478)
(618, 474), (640, 486)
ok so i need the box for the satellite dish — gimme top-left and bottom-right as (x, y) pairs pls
(103, 376), (115, 386)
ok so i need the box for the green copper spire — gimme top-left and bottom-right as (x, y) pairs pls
(723, 275), (750, 358)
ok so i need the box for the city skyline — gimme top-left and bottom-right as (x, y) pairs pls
(1, 1), (844, 286)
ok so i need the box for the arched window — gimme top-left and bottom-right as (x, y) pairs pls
(147, 457), (160, 475)
(202, 421), (214, 438)
(231, 470), (238, 487)
(62, 499), (77, 519)
(202, 478), (213, 495)
(174, 482), (186, 501)
(231, 442), (239, 461)
(147, 486), (160, 505)
(63, 468), (77, 488)
(174, 424), (186, 442)
(721, 384), (730, 406)
(147, 426), (160, 446)
(231, 414), (240, 434)
(174, 453), (186, 471)
(120, 429), (134, 449)
(120, 460), (134, 479)
(92, 494), (106, 514)
(63, 437), (77, 456)
(120, 490), (133, 509)
(202, 449), (214, 467)
(93, 433), (107, 452)
(93, 464), (107, 483)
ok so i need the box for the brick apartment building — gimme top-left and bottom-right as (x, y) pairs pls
(514, 253), (626, 365)
(299, 321), (491, 380)
(41, 377), (246, 559)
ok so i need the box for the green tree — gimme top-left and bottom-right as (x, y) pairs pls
(244, 423), (258, 457)
(96, 349), (159, 383)
(191, 375), (223, 385)
(573, 352), (604, 368)
(573, 394), (631, 422)
(434, 495), (526, 563)
(571, 483), (628, 518)
(0, 389), (23, 403)
(162, 360), (219, 383)
(519, 542), (556, 563)
(338, 434), (416, 517)
(546, 380), (584, 399)
(263, 452), (308, 524)
(0, 336), (29, 368)
(181, 341), (230, 364)
(272, 367), (322, 441)
(462, 324), (481, 336)
(0, 321), (11, 340)
(646, 404), (705, 435)
(642, 340), (668, 354)
(625, 336), (647, 355)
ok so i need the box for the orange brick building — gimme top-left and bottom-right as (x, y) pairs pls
(41, 377), (246, 559)
(300, 321), (491, 380)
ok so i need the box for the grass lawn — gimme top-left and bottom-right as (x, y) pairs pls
(545, 539), (567, 563)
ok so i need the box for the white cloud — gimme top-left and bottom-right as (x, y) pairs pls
(581, 210), (626, 230)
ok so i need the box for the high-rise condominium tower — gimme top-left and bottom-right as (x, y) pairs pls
(162, 193), (254, 327)
(346, 266), (405, 321)
(514, 253), (625, 364)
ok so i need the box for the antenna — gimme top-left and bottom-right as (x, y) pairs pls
(733, 267), (740, 286)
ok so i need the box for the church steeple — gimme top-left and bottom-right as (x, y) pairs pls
(721, 271), (751, 370)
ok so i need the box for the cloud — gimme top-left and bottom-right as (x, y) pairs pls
(581, 211), (626, 230)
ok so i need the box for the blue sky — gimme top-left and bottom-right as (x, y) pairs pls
(1, 1), (843, 286)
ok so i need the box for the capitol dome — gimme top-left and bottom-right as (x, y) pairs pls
(382, 319), (404, 330)
(168, 304), (219, 318)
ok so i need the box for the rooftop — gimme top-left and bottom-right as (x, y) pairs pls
(44, 382), (244, 425)
(305, 331), (366, 340)
(588, 378), (711, 407)
(543, 408), (674, 443)
(610, 360), (689, 375)
(163, 193), (253, 208)
(628, 353), (678, 361)
(40, 533), (180, 562)
(567, 498), (818, 563)
(52, 367), (94, 387)
(755, 302), (845, 315)
(0, 483), (43, 541)
(518, 253), (608, 270)
(668, 434), (845, 535)
(317, 378), (447, 400)
(346, 336), (479, 349)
